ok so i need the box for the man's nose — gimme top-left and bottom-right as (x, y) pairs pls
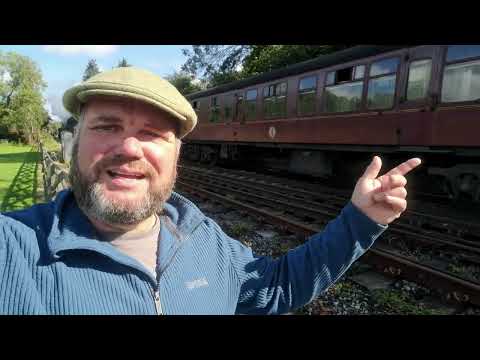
(113, 137), (144, 159)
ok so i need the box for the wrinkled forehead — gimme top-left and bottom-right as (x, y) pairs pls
(82, 95), (179, 132)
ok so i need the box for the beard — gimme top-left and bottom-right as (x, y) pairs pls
(69, 139), (177, 226)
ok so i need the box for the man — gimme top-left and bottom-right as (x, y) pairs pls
(0, 67), (420, 314)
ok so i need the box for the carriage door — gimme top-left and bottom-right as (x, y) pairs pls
(234, 93), (245, 123)
(397, 46), (439, 145)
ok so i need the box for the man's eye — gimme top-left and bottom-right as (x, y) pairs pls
(91, 125), (120, 132)
(141, 130), (160, 137)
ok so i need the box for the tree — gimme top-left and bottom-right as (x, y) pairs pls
(0, 51), (47, 144)
(181, 45), (250, 88)
(82, 59), (101, 81)
(117, 57), (131, 67)
(181, 45), (354, 88)
(165, 71), (204, 96)
(242, 45), (352, 75)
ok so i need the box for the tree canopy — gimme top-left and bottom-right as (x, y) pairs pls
(0, 51), (47, 144)
(117, 57), (131, 67)
(180, 45), (353, 89)
(82, 59), (101, 81)
(165, 71), (204, 96)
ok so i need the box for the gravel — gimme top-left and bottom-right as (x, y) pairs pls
(185, 192), (478, 315)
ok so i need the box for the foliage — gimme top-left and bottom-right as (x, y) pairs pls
(181, 45), (249, 88)
(243, 45), (351, 76)
(227, 222), (253, 239)
(39, 132), (61, 152)
(180, 45), (353, 89)
(0, 51), (48, 144)
(371, 289), (450, 315)
(117, 57), (131, 67)
(82, 59), (101, 81)
(165, 71), (204, 96)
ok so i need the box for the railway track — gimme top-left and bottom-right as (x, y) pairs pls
(176, 164), (480, 307)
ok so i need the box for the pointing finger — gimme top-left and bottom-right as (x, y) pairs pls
(385, 158), (422, 177)
(362, 156), (382, 179)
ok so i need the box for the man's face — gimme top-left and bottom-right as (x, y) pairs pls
(70, 96), (180, 225)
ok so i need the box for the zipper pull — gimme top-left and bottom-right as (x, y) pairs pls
(153, 290), (163, 315)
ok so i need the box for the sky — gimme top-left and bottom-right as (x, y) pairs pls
(0, 45), (191, 122)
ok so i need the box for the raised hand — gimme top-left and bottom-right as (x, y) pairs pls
(351, 156), (422, 225)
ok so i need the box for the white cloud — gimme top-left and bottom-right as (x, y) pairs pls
(43, 99), (62, 122)
(45, 94), (71, 122)
(42, 45), (119, 57)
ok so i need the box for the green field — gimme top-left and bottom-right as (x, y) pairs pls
(0, 143), (40, 212)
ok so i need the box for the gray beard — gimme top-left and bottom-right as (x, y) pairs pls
(69, 140), (176, 225)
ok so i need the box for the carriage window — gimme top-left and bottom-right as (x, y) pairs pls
(245, 89), (258, 121)
(223, 95), (233, 122)
(369, 58), (399, 77)
(263, 86), (270, 97)
(299, 76), (317, 91)
(264, 81), (287, 118)
(246, 89), (257, 101)
(354, 65), (365, 79)
(446, 45), (480, 63)
(406, 59), (432, 101)
(209, 96), (220, 122)
(277, 82), (287, 96)
(224, 106), (232, 121)
(336, 67), (354, 83)
(326, 71), (335, 86)
(324, 65), (363, 113)
(367, 57), (399, 109)
(298, 76), (317, 116)
(441, 59), (480, 102)
(325, 81), (363, 113)
(367, 75), (396, 109)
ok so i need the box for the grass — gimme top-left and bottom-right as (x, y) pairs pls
(0, 143), (40, 212)
(227, 222), (253, 239)
(371, 289), (451, 315)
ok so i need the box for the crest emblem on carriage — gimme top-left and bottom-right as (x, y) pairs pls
(268, 126), (276, 139)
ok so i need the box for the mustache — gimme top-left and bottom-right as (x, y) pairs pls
(93, 154), (156, 179)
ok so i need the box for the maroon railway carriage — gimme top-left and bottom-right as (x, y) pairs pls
(183, 45), (480, 202)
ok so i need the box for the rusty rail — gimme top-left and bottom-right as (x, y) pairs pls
(176, 173), (480, 306)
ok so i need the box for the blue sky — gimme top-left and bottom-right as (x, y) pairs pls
(0, 45), (191, 121)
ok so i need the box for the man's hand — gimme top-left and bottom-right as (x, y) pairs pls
(351, 156), (422, 225)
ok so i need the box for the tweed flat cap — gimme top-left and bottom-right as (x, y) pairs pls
(63, 67), (197, 138)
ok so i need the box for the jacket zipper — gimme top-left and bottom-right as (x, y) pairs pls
(151, 285), (163, 315)
(149, 218), (201, 315)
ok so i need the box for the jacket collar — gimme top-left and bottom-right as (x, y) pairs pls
(46, 189), (205, 282)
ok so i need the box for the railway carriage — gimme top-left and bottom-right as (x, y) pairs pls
(183, 45), (480, 202)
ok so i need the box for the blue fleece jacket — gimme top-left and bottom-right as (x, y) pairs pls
(0, 189), (386, 314)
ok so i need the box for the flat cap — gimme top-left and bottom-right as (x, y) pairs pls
(63, 67), (197, 138)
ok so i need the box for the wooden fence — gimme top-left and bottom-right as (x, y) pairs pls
(39, 142), (69, 201)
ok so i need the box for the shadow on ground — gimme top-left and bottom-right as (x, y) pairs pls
(0, 152), (34, 164)
(1, 150), (39, 212)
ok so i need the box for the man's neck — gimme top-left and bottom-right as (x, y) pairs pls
(88, 214), (158, 237)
